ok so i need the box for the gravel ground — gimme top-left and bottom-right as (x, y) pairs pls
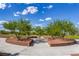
(0, 38), (79, 56)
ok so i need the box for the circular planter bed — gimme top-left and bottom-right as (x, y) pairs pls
(48, 38), (75, 46)
(6, 36), (33, 46)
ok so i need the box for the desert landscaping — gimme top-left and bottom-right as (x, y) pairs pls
(0, 19), (78, 56)
(0, 3), (79, 56)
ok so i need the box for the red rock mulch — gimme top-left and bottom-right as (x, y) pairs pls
(48, 38), (75, 46)
(6, 37), (33, 46)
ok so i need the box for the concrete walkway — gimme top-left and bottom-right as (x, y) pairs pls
(19, 43), (79, 56)
(0, 38), (27, 54)
(0, 38), (79, 56)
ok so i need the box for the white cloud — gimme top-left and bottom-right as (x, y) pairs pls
(43, 7), (46, 8)
(16, 11), (21, 14)
(8, 4), (11, 8)
(14, 11), (21, 16)
(14, 6), (38, 16)
(34, 24), (43, 27)
(26, 18), (29, 20)
(43, 5), (53, 9)
(39, 19), (44, 21)
(39, 17), (52, 22)
(14, 13), (19, 16)
(45, 17), (52, 21)
(22, 9), (28, 15)
(0, 3), (12, 10)
(25, 3), (33, 4)
(75, 25), (78, 27)
(22, 6), (38, 15)
(0, 3), (7, 9)
(77, 22), (79, 25)
(27, 6), (38, 14)
(48, 5), (53, 9)
(0, 20), (9, 24)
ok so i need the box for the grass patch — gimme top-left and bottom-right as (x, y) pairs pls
(64, 35), (79, 39)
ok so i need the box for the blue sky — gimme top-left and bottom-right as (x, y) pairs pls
(0, 3), (79, 30)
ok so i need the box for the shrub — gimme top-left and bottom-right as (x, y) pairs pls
(46, 20), (77, 37)
(64, 35), (79, 39)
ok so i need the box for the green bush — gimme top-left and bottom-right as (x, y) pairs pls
(46, 20), (77, 37)
(64, 35), (79, 39)
(0, 30), (10, 34)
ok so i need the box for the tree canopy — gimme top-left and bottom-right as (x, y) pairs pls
(3, 19), (32, 36)
(2, 19), (78, 37)
(46, 20), (77, 37)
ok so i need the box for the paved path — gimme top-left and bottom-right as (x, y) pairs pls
(0, 38), (79, 56)
(0, 38), (27, 54)
(19, 42), (79, 56)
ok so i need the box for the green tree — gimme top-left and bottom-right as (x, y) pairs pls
(3, 19), (32, 36)
(46, 20), (77, 37)
(17, 19), (32, 36)
(34, 26), (45, 37)
(3, 21), (17, 33)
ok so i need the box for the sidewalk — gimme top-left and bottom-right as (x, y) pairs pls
(0, 38), (79, 56)
(0, 38), (27, 54)
(19, 42), (79, 56)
